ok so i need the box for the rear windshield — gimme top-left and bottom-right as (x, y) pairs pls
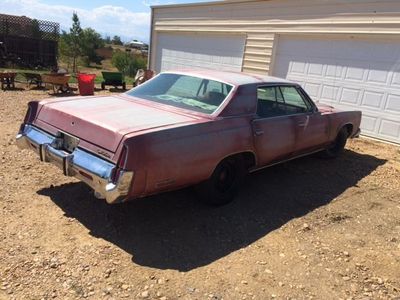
(126, 73), (233, 114)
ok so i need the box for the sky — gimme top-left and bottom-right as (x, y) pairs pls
(2, 0), (209, 43)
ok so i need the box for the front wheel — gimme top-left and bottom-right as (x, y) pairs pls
(321, 127), (349, 158)
(195, 156), (246, 206)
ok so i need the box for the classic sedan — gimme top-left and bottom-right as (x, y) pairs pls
(16, 70), (361, 205)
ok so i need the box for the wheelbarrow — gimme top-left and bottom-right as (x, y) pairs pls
(101, 71), (126, 90)
(22, 72), (43, 89)
(0, 72), (16, 90)
(42, 73), (71, 94)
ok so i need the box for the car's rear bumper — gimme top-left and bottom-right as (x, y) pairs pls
(15, 124), (133, 204)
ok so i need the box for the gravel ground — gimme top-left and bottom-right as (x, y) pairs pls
(1, 85), (400, 300)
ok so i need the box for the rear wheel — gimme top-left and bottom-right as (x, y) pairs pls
(322, 127), (349, 158)
(101, 82), (105, 90)
(122, 82), (126, 90)
(195, 156), (246, 206)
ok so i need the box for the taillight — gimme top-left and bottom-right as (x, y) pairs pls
(24, 101), (39, 123)
(111, 145), (128, 183)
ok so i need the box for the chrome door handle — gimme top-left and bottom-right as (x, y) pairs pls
(298, 115), (310, 127)
(254, 130), (264, 136)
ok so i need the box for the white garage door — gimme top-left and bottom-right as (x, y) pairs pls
(155, 33), (245, 73)
(273, 35), (400, 144)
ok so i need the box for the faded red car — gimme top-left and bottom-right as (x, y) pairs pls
(16, 70), (361, 205)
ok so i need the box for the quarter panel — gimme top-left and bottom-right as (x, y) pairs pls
(125, 117), (255, 197)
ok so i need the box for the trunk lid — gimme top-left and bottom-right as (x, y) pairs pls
(36, 95), (201, 152)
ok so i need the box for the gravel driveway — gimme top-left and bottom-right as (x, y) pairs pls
(1, 87), (399, 299)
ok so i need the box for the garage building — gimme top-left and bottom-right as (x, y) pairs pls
(149, 0), (400, 144)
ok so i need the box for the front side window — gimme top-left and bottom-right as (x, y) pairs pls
(127, 73), (233, 114)
(257, 85), (312, 118)
(257, 86), (286, 118)
(279, 86), (311, 114)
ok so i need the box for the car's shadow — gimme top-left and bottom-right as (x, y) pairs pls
(38, 150), (385, 271)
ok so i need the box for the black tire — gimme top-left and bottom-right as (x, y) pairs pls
(101, 82), (105, 90)
(322, 127), (349, 158)
(195, 156), (246, 206)
(122, 82), (126, 90)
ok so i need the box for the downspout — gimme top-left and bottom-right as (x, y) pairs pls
(148, 6), (154, 71)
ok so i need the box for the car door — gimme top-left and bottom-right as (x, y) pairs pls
(251, 86), (296, 166)
(278, 85), (330, 155)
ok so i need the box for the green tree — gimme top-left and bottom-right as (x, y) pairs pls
(112, 35), (123, 46)
(69, 12), (83, 72)
(59, 13), (124, 70)
(104, 35), (111, 44)
(59, 30), (73, 66)
(80, 28), (105, 66)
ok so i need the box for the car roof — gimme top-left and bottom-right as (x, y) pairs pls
(162, 69), (294, 86)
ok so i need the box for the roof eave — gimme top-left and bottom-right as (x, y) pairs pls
(151, 0), (261, 9)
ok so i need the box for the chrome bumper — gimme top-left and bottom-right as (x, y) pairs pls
(16, 124), (133, 204)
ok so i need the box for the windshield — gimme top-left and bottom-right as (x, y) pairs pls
(126, 73), (233, 114)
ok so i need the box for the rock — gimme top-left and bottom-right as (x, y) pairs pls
(278, 282), (284, 287)
(121, 284), (129, 290)
(141, 290), (149, 298)
(241, 280), (248, 285)
(342, 276), (351, 281)
(104, 269), (112, 278)
(264, 269), (273, 274)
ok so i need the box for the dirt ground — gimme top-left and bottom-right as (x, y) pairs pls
(0, 85), (399, 300)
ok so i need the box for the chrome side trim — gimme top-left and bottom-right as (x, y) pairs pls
(16, 124), (133, 204)
(249, 148), (325, 173)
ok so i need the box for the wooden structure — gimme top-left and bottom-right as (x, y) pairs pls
(0, 14), (59, 68)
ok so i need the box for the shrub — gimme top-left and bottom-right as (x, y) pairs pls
(111, 51), (147, 77)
